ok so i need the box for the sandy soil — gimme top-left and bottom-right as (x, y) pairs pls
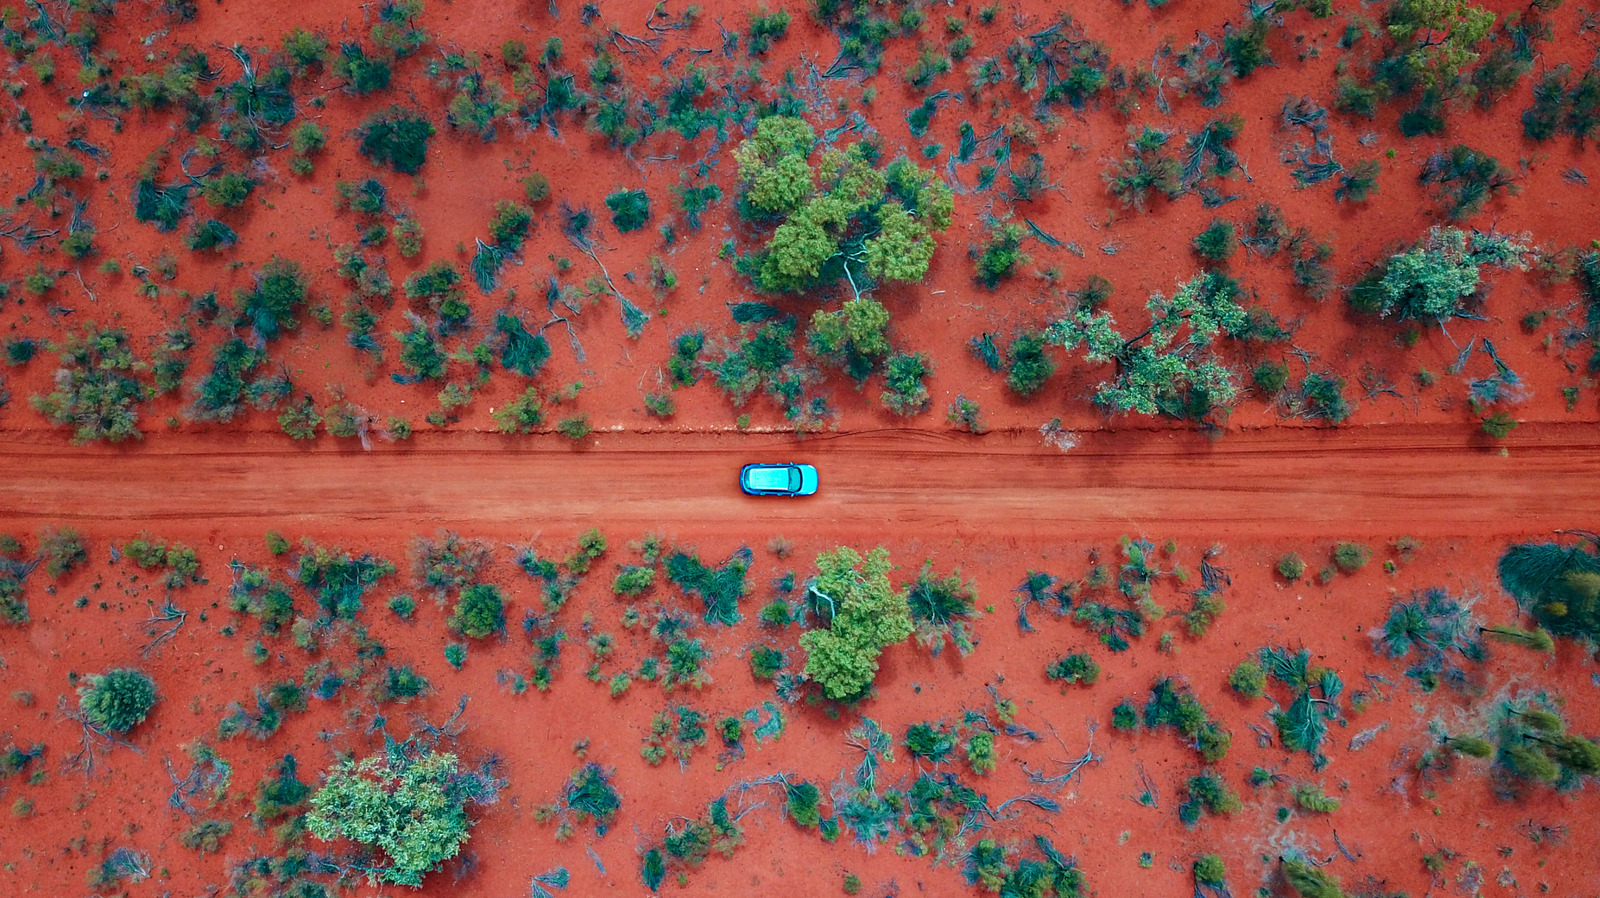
(2, 423), (1600, 540)
(1, 1), (1598, 898)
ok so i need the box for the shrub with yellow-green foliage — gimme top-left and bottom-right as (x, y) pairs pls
(798, 546), (913, 700)
(732, 116), (953, 295)
(308, 745), (501, 887)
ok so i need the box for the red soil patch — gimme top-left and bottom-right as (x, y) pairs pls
(1, 1), (1598, 898)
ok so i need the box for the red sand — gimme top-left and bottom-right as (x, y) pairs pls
(2, 1), (1598, 897)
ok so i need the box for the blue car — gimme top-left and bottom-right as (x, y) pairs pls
(739, 463), (818, 496)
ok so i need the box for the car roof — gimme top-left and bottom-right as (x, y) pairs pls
(746, 466), (792, 490)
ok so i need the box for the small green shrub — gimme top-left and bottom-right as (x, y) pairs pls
(1228, 659), (1266, 698)
(1004, 332), (1055, 397)
(613, 565), (656, 597)
(1192, 219), (1236, 262)
(605, 189), (651, 233)
(1276, 553), (1306, 581)
(448, 582), (502, 637)
(1046, 652), (1100, 685)
(750, 646), (784, 680)
(1332, 542), (1370, 573)
(39, 527), (87, 577)
(78, 668), (157, 733)
(973, 221), (1026, 288)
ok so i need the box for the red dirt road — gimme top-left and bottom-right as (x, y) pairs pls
(4, 422), (1596, 539)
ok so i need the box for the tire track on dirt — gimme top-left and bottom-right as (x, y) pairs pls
(1, 422), (1596, 539)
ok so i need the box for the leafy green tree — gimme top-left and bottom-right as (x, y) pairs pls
(236, 257), (310, 342)
(449, 583), (506, 639)
(807, 296), (891, 382)
(308, 747), (493, 886)
(78, 668), (157, 733)
(1005, 332), (1055, 397)
(880, 351), (931, 416)
(733, 116), (952, 295)
(1349, 227), (1527, 324)
(358, 105), (436, 174)
(799, 546), (914, 700)
(30, 324), (150, 443)
(1047, 271), (1247, 420)
(1386, 0), (1496, 89)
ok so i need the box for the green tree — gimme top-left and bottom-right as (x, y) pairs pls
(30, 324), (150, 444)
(236, 257), (309, 342)
(1349, 227), (1528, 323)
(1047, 271), (1247, 420)
(357, 105), (436, 174)
(308, 747), (491, 887)
(880, 351), (931, 415)
(1386, 0), (1496, 88)
(807, 296), (891, 382)
(78, 668), (157, 733)
(733, 116), (952, 295)
(798, 546), (913, 700)
(448, 583), (506, 639)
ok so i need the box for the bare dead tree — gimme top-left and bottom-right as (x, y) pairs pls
(141, 599), (188, 657)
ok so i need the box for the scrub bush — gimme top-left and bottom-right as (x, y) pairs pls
(357, 105), (436, 174)
(78, 668), (157, 733)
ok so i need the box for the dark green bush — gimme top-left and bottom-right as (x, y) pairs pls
(880, 351), (931, 416)
(1228, 659), (1266, 697)
(78, 668), (157, 733)
(564, 762), (621, 832)
(39, 527), (87, 578)
(236, 257), (309, 342)
(1192, 219), (1236, 262)
(1332, 542), (1370, 573)
(1046, 652), (1099, 685)
(974, 221), (1026, 288)
(376, 665), (429, 702)
(1419, 145), (1512, 220)
(1004, 332), (1055, 397)
(333, 42), (391, 94)
(747, 8), (791, 55)
(750, 646), (784, 679)
(201, 171), (254, 208)
(605, 189), (651, 233)
(357, 105), (436, 174)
